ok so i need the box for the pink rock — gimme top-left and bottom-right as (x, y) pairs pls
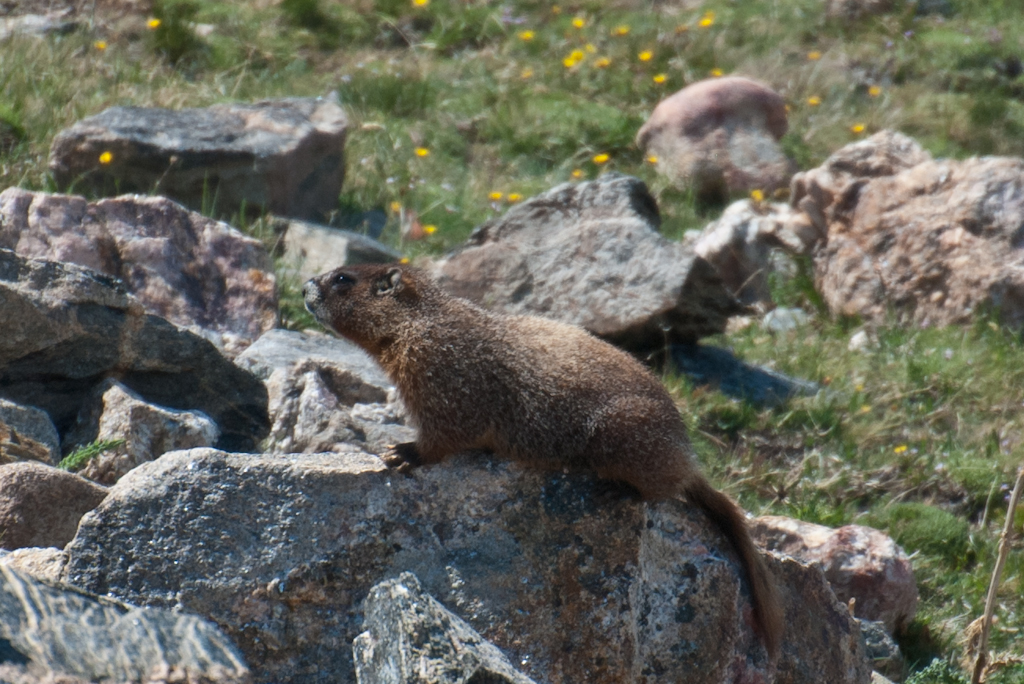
(791, 130), (1024, 329)
(752, 515), (918, 632)
(0, 188), (277, 350)
(636, 77), (793, 199)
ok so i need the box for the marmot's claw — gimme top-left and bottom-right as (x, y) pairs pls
(380, 450), (404, 468)
(382, 442), (422, 472)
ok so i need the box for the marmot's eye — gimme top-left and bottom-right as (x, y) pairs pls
(333, 272), (354, 287)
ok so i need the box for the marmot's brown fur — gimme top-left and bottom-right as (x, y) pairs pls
(304, 264), (782, 654)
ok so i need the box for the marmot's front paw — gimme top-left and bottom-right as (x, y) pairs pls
(381, 442), (422, 474)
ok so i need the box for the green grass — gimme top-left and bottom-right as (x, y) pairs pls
(674, 313), (1024, 680)
(4, 0), (1024, 680)
(58, 439), (125, 472)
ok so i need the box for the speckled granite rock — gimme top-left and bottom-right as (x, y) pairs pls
(62, 448), (870, 684)
(353, 572), (538, 684)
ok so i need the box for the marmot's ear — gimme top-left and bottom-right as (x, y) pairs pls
(375, 267), (405, 296)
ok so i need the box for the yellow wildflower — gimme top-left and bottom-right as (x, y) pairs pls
(412, 0), (429, 6)
(807, 95), (821, 106)
(894, 444), (908, 454)
(571, 169), (583, 179)
(593, 153), (609, 164)
(859, 405), (871, 414)
(424, 225), (437, 235)
(147, 18), (161, 29)
(595, 57), (611, 68)
(508, 193), (523, 203)
(521, 67), (534, 79)
(519, 30), (535, 41)
(563, 56), (577, 68)
(570, 49), (585, 61)
(400, 257), (411, 264)
(855, 383), (864, 392)
(652, 73), (667, 84)
(638, 50), (653, 62)
(710, 68), (723, 77)
(750, 189), (764, 202)
(851, 123), (866, 133)
(868, 85), (882, 97)
(585, 43), (596, 53)
(98, 151), (113, 165)
(489, 191), (504, 201)
(94, 40), (107, 50)
(415, 147), (430, 157)
(612, 24), (630, 36)
(390, 201), (402, 213)
(807, 50), (822, 60)
(646, 155), (658, 164)
(699, 11), (715, 27)
(572, 17), (585, 28)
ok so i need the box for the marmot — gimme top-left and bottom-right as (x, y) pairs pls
(303, 263), (782, 654)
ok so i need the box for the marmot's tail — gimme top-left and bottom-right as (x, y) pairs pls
(683, 476), (783, 656)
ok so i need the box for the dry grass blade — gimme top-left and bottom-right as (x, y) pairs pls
(971, 465), (1024, 684)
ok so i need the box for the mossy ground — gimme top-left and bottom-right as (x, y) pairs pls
(3, 0), (1024, 680)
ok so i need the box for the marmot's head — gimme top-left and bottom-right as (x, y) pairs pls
(304, 264), (427, 354)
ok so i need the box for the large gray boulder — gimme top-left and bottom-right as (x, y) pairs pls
(353, 573), (538, 684)
(62, 448), (870, 684)
(0, 248), (269, 451)
(48, 98), (348, 222)
(436, 174), (746, 352)
(0, 564), (250, 684)
(0, 188), (278, 350)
